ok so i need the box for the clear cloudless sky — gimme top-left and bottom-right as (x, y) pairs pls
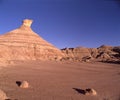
(0, 0), (120, 49)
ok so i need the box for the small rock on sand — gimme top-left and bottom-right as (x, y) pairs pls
(85, 88), (97, 96)
(20, 81), (29, 88)
(0, 89), (8, 100)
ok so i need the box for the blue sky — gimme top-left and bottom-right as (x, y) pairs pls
(0, 0), (120, 49)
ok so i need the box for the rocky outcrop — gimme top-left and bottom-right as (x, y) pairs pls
(95, 45), (120, 61)
(61, 45), (120, 63)
(61, 47), (91, 61)
(0, 19), (64, 63)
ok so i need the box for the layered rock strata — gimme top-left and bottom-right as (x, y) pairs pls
(0, 19), (64, 63)
(61, 45), (120, 63)
(61, 47), (91, 61)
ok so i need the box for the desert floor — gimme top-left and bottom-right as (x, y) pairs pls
(0, 61), (120, 100)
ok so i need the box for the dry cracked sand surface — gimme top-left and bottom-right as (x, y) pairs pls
(0, 61), (120, 100)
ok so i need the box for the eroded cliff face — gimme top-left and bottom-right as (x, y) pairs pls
(61, 45), (120, 63)
(61, 47), (91, 61)
(0, 19), (64, 64)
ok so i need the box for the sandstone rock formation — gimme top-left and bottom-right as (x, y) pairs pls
(61, 47), (91, 61)
(0, 19), (64, 63)
(61, 45), (120, 63)
(95, 45), (120, 62)
(0, 19), (119, 64)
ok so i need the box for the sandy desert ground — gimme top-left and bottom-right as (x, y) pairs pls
(0, 61), (120, 100)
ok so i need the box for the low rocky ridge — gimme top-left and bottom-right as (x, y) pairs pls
(61, 45), (120, 63)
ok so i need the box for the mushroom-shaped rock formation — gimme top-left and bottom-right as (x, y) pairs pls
(0, 19), (64, 62)
(22, 19), (33, 27)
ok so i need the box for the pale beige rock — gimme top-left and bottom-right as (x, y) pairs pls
(20, 81), (29, 88)
(22, 19), (33, 27)
(97, 52), (110, 59)
(85, 88), (97, 96)
(88, 48), (98, 58)
(0, 89), (8, 100)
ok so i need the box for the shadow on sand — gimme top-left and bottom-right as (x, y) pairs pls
(100, 61), (120, 64)
(16, 81), (22, 87)
(73, 88), (85, 95)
